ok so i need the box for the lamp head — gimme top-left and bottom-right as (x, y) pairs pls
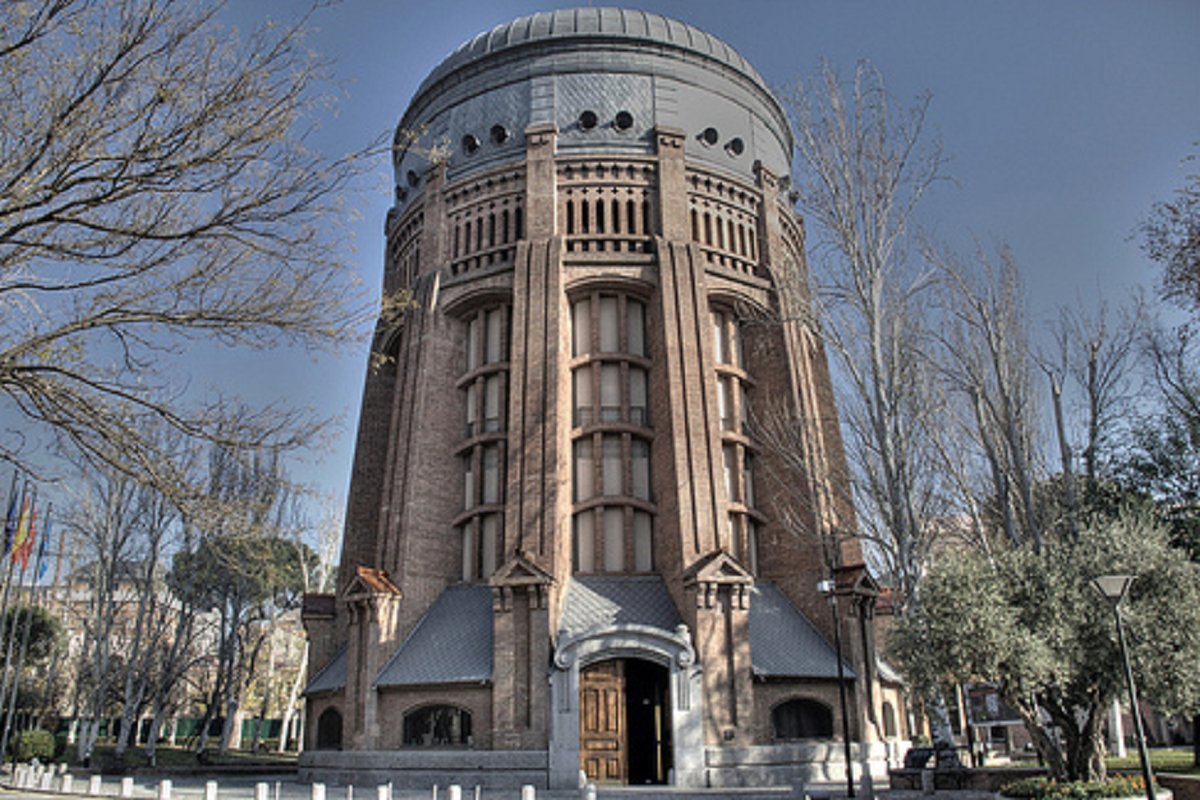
(1092, 574), (1136, 605)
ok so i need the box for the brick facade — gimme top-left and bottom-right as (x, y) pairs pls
(301, 8), (905, 790)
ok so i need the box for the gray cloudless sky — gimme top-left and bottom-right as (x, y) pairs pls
(215, 0), (1200, 504)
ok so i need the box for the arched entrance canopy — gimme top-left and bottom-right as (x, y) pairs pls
(549, 577), (704, 789)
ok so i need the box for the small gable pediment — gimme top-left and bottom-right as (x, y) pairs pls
(836, 562), (881, 598)
(490, 550), (554, 587)
(684, 548), (754, 587)
(340, 566), (402, 603)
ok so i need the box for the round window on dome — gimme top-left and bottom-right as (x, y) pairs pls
(490, 124), (510, 144)
(700, 127), (719, 146)
(462, 134), (481, 154)
(406, 170), (420, 187)
(615, 111), (634, 131)
(725, 137), (745, 157)
(579, 110), (599, 130)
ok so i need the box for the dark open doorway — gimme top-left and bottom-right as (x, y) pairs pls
(626, 658), (672, 785)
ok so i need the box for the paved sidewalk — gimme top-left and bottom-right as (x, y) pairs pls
(2, 770), (1004, 800)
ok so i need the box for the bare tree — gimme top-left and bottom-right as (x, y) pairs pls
(65, 468), (141, 765)
(0, 0), (370, 493)
(1039, 296), (1145, 537)
(277, 492), (341, 753)
(776, 60), (950, 611)
(934, 243), (1045, 550)
(1140, 152), (1200, 317)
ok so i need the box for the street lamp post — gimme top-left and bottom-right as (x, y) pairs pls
(819, 578), (855, 799)
(1091, 575), (1155, 800)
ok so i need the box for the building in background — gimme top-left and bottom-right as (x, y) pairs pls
(302, 8), (906, 789)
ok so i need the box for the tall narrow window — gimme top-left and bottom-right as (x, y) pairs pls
(599, 296), (620, 352)
(574, 512), (596, 573)
(459, 303), (511, 581)
(570, 292), (654, 574)
(713, 305), (758, 573)
(630, 367), (648, 426)
(602, 435), (622, 496)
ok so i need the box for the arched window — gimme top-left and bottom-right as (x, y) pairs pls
(772, 698), (834, 741)
(403, 705), (473, 746)
(883, 701), (899, 738)
(316, 708), (343, 750)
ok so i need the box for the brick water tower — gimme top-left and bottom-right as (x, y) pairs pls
(301, 7), (907, 790)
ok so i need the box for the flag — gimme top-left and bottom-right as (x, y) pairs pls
(10, 493), (31, 564)
(2, 487), (18, 558)
(36, 507), (52, 582)
(15, 502), (36, 570)
(11, 494), (31, 568)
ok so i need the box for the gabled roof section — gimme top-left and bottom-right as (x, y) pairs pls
(304, 646), (347, 695)
(490, 551), (554, 587)
(683, 549), (754, 587)
(341, 566), (401, 600)
(835, 563), (881, 598)
(374, 584), (493, 688)
(750, 583), (856, 680)
(559, 576), (682, 639)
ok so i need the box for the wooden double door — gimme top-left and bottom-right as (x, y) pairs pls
(580, 658), (671, 785)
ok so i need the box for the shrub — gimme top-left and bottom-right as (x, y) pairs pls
(1001, 774), (1155, 799)
(9, 729), (57, 762)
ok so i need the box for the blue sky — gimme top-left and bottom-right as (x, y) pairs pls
(215, 0), (1199, 506)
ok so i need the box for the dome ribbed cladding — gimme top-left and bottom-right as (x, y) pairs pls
(415, 7), (770, 103)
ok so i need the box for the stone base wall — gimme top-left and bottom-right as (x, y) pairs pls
(705, 741), (907, 789)
(298, 750), (548, 790)
(1161, 774), (1199, 800)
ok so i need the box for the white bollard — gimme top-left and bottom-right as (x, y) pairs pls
(582, 783), (597, 800)
(158, 779), (172, 800)
(120, 777), (134, 797)
(256, 783), (270, 800)
(89, 775), (103, 796)
(474, 787), (481, 800)
(448, 786), (461, 800)
(206, 780), (219, 800)
(346, 786), (353, 800)
(521, 785), (537, 800)
(377, 785), (388, 800)
(312, 783), (326, 800)
(62, 774), (74, 794)
(577, 771), (587, 790)
(431, 786), (438, 800)
(41, 771), (54, 791)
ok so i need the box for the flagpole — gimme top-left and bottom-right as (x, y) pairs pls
(2, 503), (50, 759)
(0, 478), (26, 717)
(0, 487), (34, 765)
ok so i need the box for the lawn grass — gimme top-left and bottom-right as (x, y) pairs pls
(1108, 747), (1199, 776)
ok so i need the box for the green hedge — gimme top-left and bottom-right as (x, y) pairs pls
(8, 729), (57, 762)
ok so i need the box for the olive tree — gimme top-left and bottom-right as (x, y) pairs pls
(891, 507), (1200, 782)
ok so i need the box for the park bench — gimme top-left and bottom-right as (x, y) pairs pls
(892, 745), (969, 791)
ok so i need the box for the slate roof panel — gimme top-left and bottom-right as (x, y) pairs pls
(304, 646), (347, 695)
(374, 584), (494, 687)
(749, 583), (856, 680)
(559, 575), (682, 638)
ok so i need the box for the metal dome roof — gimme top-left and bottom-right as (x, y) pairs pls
(413, 7), (770, 103)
